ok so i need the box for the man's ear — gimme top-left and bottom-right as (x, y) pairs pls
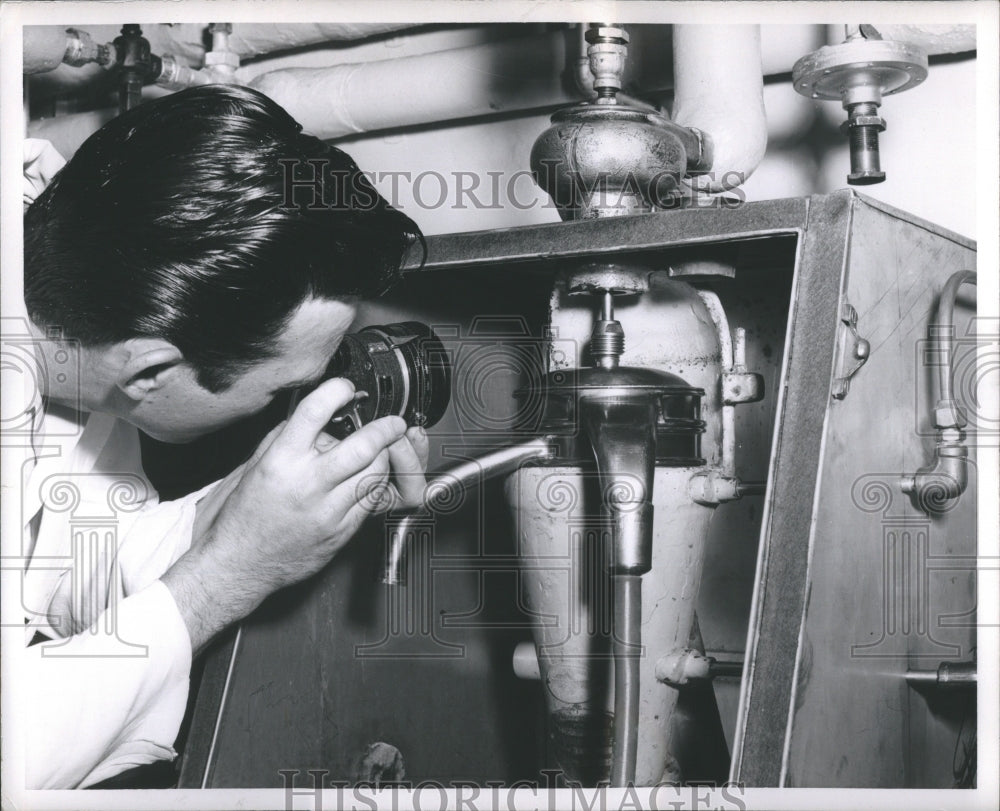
(115, 339), (185, 401)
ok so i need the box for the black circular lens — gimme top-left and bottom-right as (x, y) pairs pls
(365, 322), (452, 428)
(322, 321), (451, 435)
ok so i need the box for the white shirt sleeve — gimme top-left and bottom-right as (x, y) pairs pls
(24, 580), (193, 789)
(115, 479), (221, 598)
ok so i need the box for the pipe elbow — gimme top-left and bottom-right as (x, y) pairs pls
(671, 25), (767, 193)
(901, 438), (968, 513)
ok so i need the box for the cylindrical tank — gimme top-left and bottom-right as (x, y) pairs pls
(506, 466), (717, 784)
(506, 273), (725, 784)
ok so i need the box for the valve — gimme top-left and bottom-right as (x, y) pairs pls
(112, 24), (155, 114)
(793, 27), (928, 185)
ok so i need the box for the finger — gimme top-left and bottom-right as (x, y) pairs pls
(320, 416), (406, 485)
(326, 449), (391, 516)
(387, 436), (428, 508)
(277, 378), (355, 453)
(248, 420), (287, 466)
(405, 426), (430, 469)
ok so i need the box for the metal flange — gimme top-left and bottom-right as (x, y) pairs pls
(793, 39), (928, 106)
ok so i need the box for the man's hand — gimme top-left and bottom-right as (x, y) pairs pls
(163, 379), (429, 652)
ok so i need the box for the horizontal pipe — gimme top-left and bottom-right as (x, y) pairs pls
(849, 24), (976, 55)
(23, 27), (72, 74)
(25, 23), (420, 70)
(384, 437), (555, 584)
(29, 24), (818, 160)
(249, 31), (582, 140)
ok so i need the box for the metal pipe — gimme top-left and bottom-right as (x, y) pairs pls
(155, 55), (212, 90)
(671, 25), (767, 193)
(850, 24), (976, 55)
(611, 574), (642, 786)
(25, 24), (820, 161)
(23, 27), (110, 74)
(934, 270), (977, 426)
(697, 290), (735, 476)
(901, 270), (976, 512)
(906, 660), (977, 687)
(26, 23), (421, 70)
(383, 437), (555, 584)
(580, 396), (656, 785)
(249, 31), (583, 141)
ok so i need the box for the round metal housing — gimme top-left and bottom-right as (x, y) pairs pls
(520, 366), (706, 466)
(530, 104), (689, 220)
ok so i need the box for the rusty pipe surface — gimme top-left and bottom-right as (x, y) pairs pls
(383, 437), (556, 584)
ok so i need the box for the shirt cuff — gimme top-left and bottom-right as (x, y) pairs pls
(25, 580), (193, 789)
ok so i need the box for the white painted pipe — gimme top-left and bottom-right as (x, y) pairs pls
(697, 290), (736, 477)
(30, 31), (586, 157)
(25, 23), (420, 69)
(249, 32), (580, 140)
(672, 25), (767, 193)
(23, 27), (71, 74)
(844, 24), (975, 55)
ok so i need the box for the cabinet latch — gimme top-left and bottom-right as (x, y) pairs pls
(832, 300), (871, 400)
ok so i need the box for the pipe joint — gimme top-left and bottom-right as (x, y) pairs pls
(655, 648), (713, 687)
(689, 470), (739, 505)
(900, 435), (969, 513)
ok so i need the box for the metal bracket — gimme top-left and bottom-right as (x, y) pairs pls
(832, 300), (871, 399)
(722, 326), (765, 405)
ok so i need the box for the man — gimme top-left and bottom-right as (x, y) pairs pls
(17, 84), (429, 788)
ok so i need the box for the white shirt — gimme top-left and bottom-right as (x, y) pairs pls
(15, 140), (219, 789)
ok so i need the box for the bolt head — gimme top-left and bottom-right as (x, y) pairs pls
(841, 115), (886, 131)
(933, 402), (968, 429)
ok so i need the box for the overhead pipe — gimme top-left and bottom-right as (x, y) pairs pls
(248, 31), (587, 141)
(23, 27), (112, 74)
(24, 23), (422, 72)
(671, 25), (768, 193)
(30, 25), (819, 160)
(839, 24), (975, 55)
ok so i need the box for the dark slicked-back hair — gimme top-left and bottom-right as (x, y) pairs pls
(25, 84), (422, 392)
